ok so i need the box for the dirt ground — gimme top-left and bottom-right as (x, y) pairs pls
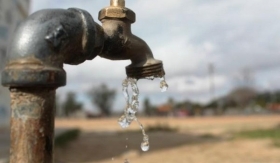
(54, 115), (280, 163)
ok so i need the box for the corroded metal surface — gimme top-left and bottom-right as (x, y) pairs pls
(10, 88), (55, 163)
(2, 58), (66, 87)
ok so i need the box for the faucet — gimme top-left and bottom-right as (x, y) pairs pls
(99, 0), (165, 79)
(1, 0), (165, 162)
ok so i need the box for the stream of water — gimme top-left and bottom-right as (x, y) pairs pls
(118, 76), (168, 162)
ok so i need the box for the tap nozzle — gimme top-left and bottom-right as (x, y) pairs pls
(110, 0), (125, 7)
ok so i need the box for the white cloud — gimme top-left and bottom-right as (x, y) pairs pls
(168, 75), (228, 93)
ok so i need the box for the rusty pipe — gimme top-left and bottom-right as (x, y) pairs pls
(10, 88), (55, 163)
(98, 2), (165, 79)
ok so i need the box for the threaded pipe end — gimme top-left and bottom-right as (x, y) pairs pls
(126, 63), (165, 80)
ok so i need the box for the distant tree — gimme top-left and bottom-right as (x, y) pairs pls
(254, 92), (271, 107)
(88, 84), (116, 116)
(168, 97), (174, 107)
(227, 87), (257, 109)
(274, 91), (280, 103)
(62, 92), (83, 117)
(254, 91), (280, 107)
(144, 97), (152, 116)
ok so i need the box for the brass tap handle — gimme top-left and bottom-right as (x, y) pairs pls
(110, 0), (125, 7)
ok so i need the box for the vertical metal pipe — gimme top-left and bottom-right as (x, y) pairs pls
(110, 0), (125, 7)
(9, 88), (55, 163)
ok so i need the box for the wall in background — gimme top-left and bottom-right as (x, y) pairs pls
(0, 0), (30, 127)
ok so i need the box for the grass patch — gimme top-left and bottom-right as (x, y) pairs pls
(55, 129), (81, 147)
(235, 128), (280, 139)
(273, 140), (280, 147)
(235, 127), (280, 148)
(146, 123), (178, 132)
(200, 133), (216, 139)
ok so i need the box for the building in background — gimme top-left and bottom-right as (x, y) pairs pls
(0, 0), (30, 127)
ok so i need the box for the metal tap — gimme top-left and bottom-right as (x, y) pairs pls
(1, 0), (165, 162)
(99, 0), (165, 79)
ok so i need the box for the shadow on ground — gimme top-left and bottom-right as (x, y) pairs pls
(55, 129), (222, 163)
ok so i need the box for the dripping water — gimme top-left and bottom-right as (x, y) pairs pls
(160, 76), (168, 92)
(118, 76), (168, 153)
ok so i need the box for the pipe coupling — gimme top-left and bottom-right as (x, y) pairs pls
(1, 58), (66, 87)
(98, 6), (135, 23)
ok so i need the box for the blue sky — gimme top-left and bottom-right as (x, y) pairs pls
(30, 0), (280, 113)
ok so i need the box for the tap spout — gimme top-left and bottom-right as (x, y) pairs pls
(98, 2), (165, 79)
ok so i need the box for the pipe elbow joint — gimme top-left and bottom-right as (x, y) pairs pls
(2, 8), (104, 88)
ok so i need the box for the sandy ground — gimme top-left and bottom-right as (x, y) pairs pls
(54, 115), (280, 163)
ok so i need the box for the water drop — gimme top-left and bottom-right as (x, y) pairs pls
(160, 76), (169, 92)
(146, 76), (155, 80)
(141, 135), (150, 151)
(118, 115), (131, 128)
(141, 141), (150, 151)
(160, 85), (168, 92)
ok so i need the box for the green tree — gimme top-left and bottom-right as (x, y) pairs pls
(144, 97), (152, 116)
(274, 91), (280, 103)
(168, 97), (174, 107)
(227, 87), (257, 109)
(88, 84), (116, 116)
(62, 92), (83, 117)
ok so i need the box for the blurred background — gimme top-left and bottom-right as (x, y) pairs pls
(1, 0), (280, 163)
